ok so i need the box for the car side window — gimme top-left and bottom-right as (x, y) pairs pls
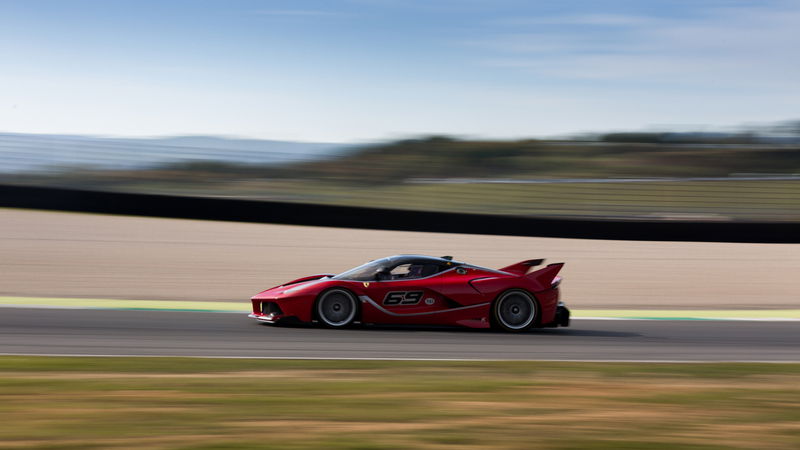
(389, 263), (443, 280)
(389, 264), (414, 279)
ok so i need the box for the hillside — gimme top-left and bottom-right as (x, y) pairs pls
(274, 136), (800, 183)
(0, 132), (347, 173)
(3, 135), (799, 222)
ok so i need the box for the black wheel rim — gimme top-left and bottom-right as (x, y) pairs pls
(319, 290), (355, 326)
(497, 292), (535, 330)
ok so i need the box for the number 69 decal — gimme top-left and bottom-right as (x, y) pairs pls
(383, 291), (424, 305)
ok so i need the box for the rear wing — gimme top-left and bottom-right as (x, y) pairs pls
(499, 259), (564, 291)
(526, 263), (564, 290)
(498, 259), (545, 275)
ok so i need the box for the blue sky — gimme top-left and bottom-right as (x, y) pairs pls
(1, 0), (798, 142)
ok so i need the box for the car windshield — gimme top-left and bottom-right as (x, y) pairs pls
(331, 258), (392, 282)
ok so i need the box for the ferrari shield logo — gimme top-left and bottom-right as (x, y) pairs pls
(363, 282), (370, 288)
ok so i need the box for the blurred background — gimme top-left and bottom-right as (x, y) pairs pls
(2, 3), (800, 448)
(1, 0), (798, 222)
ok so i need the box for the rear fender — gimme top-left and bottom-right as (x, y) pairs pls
(468, 277), (507, 296)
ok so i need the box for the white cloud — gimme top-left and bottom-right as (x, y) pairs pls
(472, 2), (800, 89)
(253, 9), (346, 17)
(494, 13), (656, 27)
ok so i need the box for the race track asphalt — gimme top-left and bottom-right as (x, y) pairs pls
(2, 308), (799, 361)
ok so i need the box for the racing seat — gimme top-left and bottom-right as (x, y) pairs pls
(420, 264), (440, 278)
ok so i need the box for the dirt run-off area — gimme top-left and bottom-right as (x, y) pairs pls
(1, 208), (798, 309)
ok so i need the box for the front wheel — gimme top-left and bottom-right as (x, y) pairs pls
(492, 290), (537, 332)
(316, 289), (358, 328)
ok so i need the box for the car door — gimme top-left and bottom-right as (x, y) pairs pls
(359, 263), (448, 323)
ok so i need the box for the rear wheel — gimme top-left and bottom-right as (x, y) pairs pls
(492, 290), (537, 332)
(316, 289), (358, 328)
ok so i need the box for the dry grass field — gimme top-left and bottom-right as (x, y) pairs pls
(1, 357), (798, 449)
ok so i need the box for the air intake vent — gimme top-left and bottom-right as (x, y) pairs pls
(261, 302), (283, 315)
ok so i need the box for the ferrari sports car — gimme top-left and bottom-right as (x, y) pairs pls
(248, 255), (569, 332)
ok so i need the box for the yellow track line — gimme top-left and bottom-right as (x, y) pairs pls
(0, 296), (246, 312)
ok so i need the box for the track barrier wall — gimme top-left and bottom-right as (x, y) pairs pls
(1, 184), (796, 243)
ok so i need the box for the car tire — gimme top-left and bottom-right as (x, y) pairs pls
(316, 289), (359, 328)
(492, 290), (537, 332)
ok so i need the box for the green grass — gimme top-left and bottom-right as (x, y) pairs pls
(85, 178), (800, 221)
(1, 357), (799, 449)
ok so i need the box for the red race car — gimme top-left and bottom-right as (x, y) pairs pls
(249, 255), (569, 332)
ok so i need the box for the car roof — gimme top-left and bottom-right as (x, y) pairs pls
(381, 254), (464, 266)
